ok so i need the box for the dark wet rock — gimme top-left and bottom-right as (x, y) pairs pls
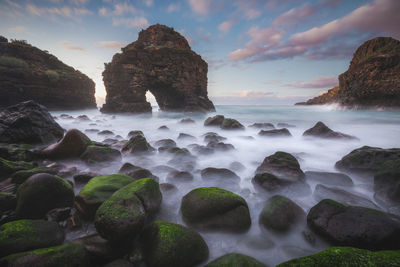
(374, 159), (400, 193)
(167, 170), (193, 183)
(303, 121), (357, 140)
(104, 259), (134, 267)
(256, 151), (305, 181)
(0, 219), (64, 257)
(158, 125), (169, 130)
(159, 183), (178, 194)
(0, 243), (89, 267)
(277, 246), (400, 267)
(60, 114), (74, 119)
(252, 172), (311, 196)
(0, 192), (16, 213)
(85, 129), (99, 133)
(141, 221), (209, 267)
(151, 165), (177, 174)
(11, 166), (58, 184)
(41, 129), (93, 160)
(158, 146), (189, 155)
(126, 167), (158, 181)
(278, 123), (296, 128)
(314, 184), (379, 209)
(98, 130), (114, 136)
(57, 166), (77, 178)
(74, 174), (133, 220)
(0, 157), (35, 181)
(95, 178), (161, 243)
(259, 128), (291, 137)
(127, 130), (144, 138)
(180, 118), (195, 123)
(45, 207), (71, 222)
(80, 145), (122, 164)
(205, 253), (266, 267)
(167, 154), (197, 172)
(302, 230), (316, 245)
(177, 133), (196, 141)
(122, 134), (154, 155)
(101, 24), (215, 113)
(206, 141), (235, 151)
(118, 162), (140, 174)
(229, 161), (246, 172)
(307, 199), (400, 250)
(102, 138), (119, 145)
(221, 118), (244, 130)
(16, 173), (74, 219)
(249, 122), (275, 129)
(181, 187), (251, 232)
(259, 195), (305, 233)
(0, 101), (64, 144)
(335, 146), (400, 173)
(73, 171), (99, 184)
(305, 171), (353, 186)
(0, 143), (37, 162)
(154, 138), (176, 148)
(201, 167), (240, 183)
(203, 132), (226, 143)
(204, 115), (225, 126)
(76, 115), (91, 122)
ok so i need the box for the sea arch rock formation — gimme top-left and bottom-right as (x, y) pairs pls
(101, 24), (215, 113)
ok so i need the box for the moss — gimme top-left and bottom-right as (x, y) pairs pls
(192, 187), (245, 204)
(277, 246), (400, 267)
(0, 157), (34, 171)
(205, 253), (266, 267)
(45, 70), (59, 82)
(270, 151), (300, 168)
(11, 167), (55, 184)
(0, 56), (29, 69)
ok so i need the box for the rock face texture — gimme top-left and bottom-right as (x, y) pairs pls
(297, 37), (400, 108)
(101, 24), (215, 113)
(0, 38), (96, 109)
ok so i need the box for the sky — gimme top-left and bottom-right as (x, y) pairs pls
(1, 0), (399, 106)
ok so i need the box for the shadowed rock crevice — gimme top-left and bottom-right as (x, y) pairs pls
(101, 24), (215, 113)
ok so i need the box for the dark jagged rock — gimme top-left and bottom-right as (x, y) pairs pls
(305, 171), (353, 186)
(221, 118), (244, 130)
(298, 37), (400, 108)
(121, 133), (154, 155)
(249, 122), (275, 129)
(0, 101), (64, 144)
(303, 121), (357, 140)
(101, 24), (215, 113)
(258, 128), (291, 137)
(0, 39), (96, 109)
(205, 253), (266, 267)
(204, 115), (225, 126)
(203, 132), (226, 143)
(256, 151), (305, 181)
(0, 157), (35, 181)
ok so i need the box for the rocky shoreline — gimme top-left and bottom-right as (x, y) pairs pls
(0, 101), (399, 266)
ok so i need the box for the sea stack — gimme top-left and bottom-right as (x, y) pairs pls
(0, 37), (96, 109)
(101, 24), (215, 113)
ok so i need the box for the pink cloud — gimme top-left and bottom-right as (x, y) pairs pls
(60, 41), (85, 51)
(218, 20), (235, 33)
(112, 17), (148, 28)
(273, 4), (314, 26)
(95, 41), (127, 49)
(283, 76), (338, 89)
(234, 90), (273, 98)
(167, 3), (180, 13)
(26, 4), (92, 17)
(188, 0), (212, 15)
(99, 3), (136, 17)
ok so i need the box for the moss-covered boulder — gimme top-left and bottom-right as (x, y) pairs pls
(335, 146), (400, 173)
(205, 253), (266, 267)
(256, 152), (305, 181)
(16, 173), (74, 219)
(41, 129), (93, 160)
(0, 243), (89, 267)
(201, 167), (240, 184)
(259, 195), (305, 233)
(181, 187), (251, 232)
(11, 166), (57, 184)
(277, 246), (400, 267)
(0, 219), (64, 257)
(74, 174), (133, 220)
(0, 192), (16, 213)
(307, 199), (400, 250)
(0, 157), (35, 181)
(94, 178), (162, 242)
(80, 145), (121, 164)
(121, 133), (154, 155)
(141, 221), (209, 267)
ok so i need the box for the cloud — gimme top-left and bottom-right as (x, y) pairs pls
(74, 8), (92, 15)
(167, 3), (180, 13)
(197, 28), (211, 43)
(283, 76), (338, 89)
(273, 4), (314, 26)
(8, 26), (27, 33)
(26, 4), (92, 17)
(60, 41), (85, 51)
(234, 90), (273, 98)
(188, 0), (212, 15)
(218, 20), (235, 33)
(99, 3), (136, 16)
(5, 0), (21, 8)
(71, 0), (90, 5)
(112, 17), (149, 28)
(95, 41), (127, 49)
(144, 0), (153, 7)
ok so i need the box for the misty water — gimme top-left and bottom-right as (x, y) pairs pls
(52, 105), (400, 266)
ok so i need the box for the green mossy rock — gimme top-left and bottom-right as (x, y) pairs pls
(0, 219), (64, 257)
(74, 174), (133, 220)
(205, 253), (266, 267)
(0, 243), (89, 267)
(16, 173), (74, 219)
(94, 178), (162, 242)
(80, 145), (121, 164)
(142, 221), (209, 267)
(256, 151), (304, 181)
(259, 195), (305, 233)
(181, 187), (251, 232)
(277, 246), (400, 267)
(0, 157), (35, 181)
(11, 166), (57, 184)
(0, 143), (36, 162)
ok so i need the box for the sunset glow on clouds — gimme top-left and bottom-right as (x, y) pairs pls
(0, 0), (399, 105)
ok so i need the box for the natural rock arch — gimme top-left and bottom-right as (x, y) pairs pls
(101, 24), (215, 113)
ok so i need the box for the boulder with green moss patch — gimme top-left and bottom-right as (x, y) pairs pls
(80, 145), (121, 164)
(74, 174), (133, 220)
(220, 118), (244, 130)
(16, 173), (74, 219)
(141, 221), (209, 267)
(94, 178), (162, 242)
(181, 187), (251, 232)
(11, 166), (57, 184)
(205, 253), (266, 267)
(259, 195), (305, 233)
(277, 246), (400, 267)
(0, 219), (64, 257)
(0, 157), (35, 181)
(0, 243), (89, 267)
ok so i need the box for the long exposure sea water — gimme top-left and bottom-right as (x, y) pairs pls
(52, 104), (400, 266)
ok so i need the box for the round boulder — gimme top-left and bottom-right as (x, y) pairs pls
(205, 253), (266, 267)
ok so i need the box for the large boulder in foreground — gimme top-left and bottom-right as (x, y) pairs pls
(0, 101), (64, 144)
(101, 24), (215, 113)
(141, 221), (209, 267)
(181, 187), (251, 232)
(0, 38), (96, 109)
(307, 199), (400, 250)
(205, 253), (266, 267)
(277, 246), (400, 267)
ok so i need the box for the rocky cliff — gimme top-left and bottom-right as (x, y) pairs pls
(297, 37), (400, 108)
(101, 24), (215, 113)
(0, 37), (96, 109)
